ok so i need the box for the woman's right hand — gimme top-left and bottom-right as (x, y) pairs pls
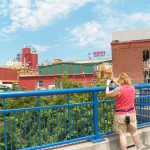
(106, 79), (111, 86)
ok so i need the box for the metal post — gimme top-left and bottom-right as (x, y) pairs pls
(38, 96), (42, 145)
(3, 98), (7, 150)
(91, 92), (105, 143)
(67, 94), (71, 139)
(139, 88), (143, 124)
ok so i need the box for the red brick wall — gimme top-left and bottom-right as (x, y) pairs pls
(111, 39), (150, 84)
(19, 74), (95, 90)
(0, 67), (18, 82)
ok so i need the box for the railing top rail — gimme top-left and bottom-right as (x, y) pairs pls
(134, 83), (150, 90)
(0, 83), (150, 98)
(0, 86), (109, 98)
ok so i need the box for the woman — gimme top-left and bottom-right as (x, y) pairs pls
(106, 73), (141, 150)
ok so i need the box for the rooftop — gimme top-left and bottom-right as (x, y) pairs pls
(112, 28), (150, 42)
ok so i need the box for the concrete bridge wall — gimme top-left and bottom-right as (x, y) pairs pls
(48, 126), (150, 150)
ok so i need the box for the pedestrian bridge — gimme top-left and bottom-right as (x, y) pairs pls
(0, 84), (150, 150)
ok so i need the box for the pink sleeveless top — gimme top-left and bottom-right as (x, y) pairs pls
(115, 85), (136, 114)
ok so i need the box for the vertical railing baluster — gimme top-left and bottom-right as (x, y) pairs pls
(48, 110), (50, 143)
(44, 112), (46, 144)
(76, 106), (78, 137)
(33, 112), (36, 146)
(72, 107), (75, 138)
(37, 96), (41, 145)
(99, 102), (102, 133)
(80, 106), (82, 137)
(29, 112), (32, 147)
(52, 109), (54, 142)
(83, 105), (86, 136)
(139, 88), (143, 124)
(90, 104), (92, 134)
(110, 102), (112, 131)
(106, 102), (108, 132)
(19, 113), (22, 149)
(60, 108), (62, 140)
(85, 105), (88, 136)
(10, 115), (12, 150)
(14, 113), (17, 150)
(56, 109), (58, 141)
(64, 107), (66, 139)
(93, 91), (99, 140)
(24, 112), (27, 148)
(87, 105), (89, 136)
(3, 98), (7, 150)
(67, 94), (71, 139)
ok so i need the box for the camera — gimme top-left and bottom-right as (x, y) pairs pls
(110, 80), (114, 83)
(125, 115), (130, 124)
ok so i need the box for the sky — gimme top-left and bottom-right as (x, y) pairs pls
(0, 0), (150, 66)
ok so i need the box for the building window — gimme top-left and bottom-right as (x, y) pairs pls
(38, 80), (43, 87)
(143, 50), (149, 62)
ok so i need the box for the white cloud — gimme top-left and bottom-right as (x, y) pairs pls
(103, 12), (150, 31)
(70, 21), (110, 48)
(126, 13), (150, 24)
(0, 0), (8, 17)
(96, 3), (150, 31)
(69, 3), (150, 50)
(31, 44), (58, 53)
(31, 44), (49, 52)
(103, 0), (112, 4)
(0, 0), (94, 36)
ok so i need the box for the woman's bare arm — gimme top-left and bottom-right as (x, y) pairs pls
(106, 86), (120, 97)
(105, 79), (120, 97)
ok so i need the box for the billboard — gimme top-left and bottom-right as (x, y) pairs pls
(93, 51), (106, 57)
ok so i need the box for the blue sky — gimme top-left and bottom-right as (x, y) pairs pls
(0, 0), (150, 66)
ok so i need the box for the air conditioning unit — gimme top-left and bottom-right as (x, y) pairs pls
(147, 59), (150, 68)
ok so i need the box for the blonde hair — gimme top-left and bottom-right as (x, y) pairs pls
(117, 73), (131, 85)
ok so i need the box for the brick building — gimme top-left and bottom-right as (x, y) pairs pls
(111, 29), (150, 84)
(0, 67), (18, 82)
(0, 67), (19, 90)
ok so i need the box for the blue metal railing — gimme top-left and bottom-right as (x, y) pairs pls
(0, 84), (150, 150)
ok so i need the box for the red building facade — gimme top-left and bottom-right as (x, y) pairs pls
(19, 74), (96, 90)
(0, 67), (19, 83)
(111, 39), (150, 83)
